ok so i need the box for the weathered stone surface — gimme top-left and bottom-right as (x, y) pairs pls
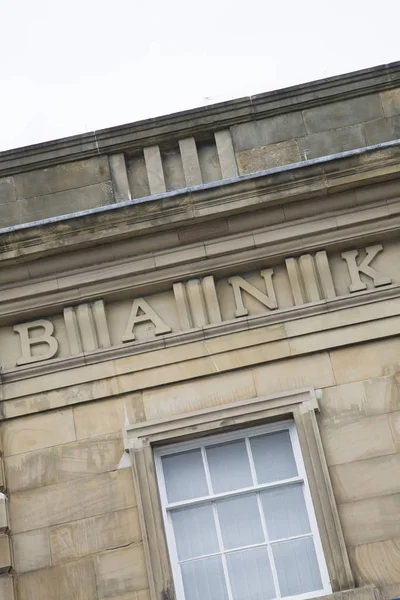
(381, 88), (400, 117)
(0, 177), (16, 203)
(302, 95), (383, 134)
(0, 574), (15, 600)
(49, 508), (141, 564)
(330, 452), (400, 503)
(2, 409), (76, 457)
(9, 469), (136, 533)
(143, 369), (256, 420)
(253, 352), (334, 396)
(73, 395), (144, 440)
(0, 535), (12, 573)
(349, 538), (400, 587)
(339, 493), (400, 545)
(13, 157), (110, 200)
(197, 140), (222, 183)
(330, 339), (400, 385)
(12, 529), (51, 573)
(17, 181), (114, 224)
(231, 112), (306, 152)
(298, 125), (366, 160)
(5, 434), (124, 492)
(363, 116), (400, 145)
(236, 139), (301, 174)
(126, 154), (150, 199)
(16, 559), (97, 600)
(95, 544), (148, 599)
(320, 414), (396, 466)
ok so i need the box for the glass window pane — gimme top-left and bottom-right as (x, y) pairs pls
(260, 483), (311, 540)
(226, 547), (276, 600)
(162, 449), (208, 502)
(272, 537), (323, 597)
(181, 556), (229, 600)
(171, 504), (219, 561)
(217, 494), (264, 550)
(250, 431), (297, 484)
(207, 440), (252, 493)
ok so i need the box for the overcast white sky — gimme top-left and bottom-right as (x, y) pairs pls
(1, 0), (399, 152)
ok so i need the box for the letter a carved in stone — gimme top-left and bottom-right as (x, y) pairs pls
(122, 298), (171, 342)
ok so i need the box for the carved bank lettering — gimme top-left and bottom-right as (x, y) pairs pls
(229, 270), (276, 317)
(122, 298), (171, 342)
(10, 243), (396, 368)
(341, 244), (392, 292)
(13, 319), (59, 366)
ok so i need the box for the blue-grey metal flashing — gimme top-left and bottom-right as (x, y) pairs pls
(1, 138), (400, 236)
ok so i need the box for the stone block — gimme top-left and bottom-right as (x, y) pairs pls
(13, 156), (110, 200)
(2, 409), (76, 457)
(107, 592), (151, 600)
(12, 529), (51, 573)
(0, 178), (16, 203)
(389, 411), (400, 451)
(16, 559), (97, 600)
(0, 575), (15, 600)
(214, 130), (238, 179)
(5, 433), (124, 492)
(55, 434), (124, 482)
(0, 202), (21, 227)
(364, 377), (400, 416)
(49, 507), (141, 564)
(126, 154), (150, 199)
(298, 125), (366, 160)
(231, 112), (306, 152)
(5, 447), (57, 492)
(108, 153), (131, 202)
(17, 181), (114, 224)
(349, 538), (400, 587)
(330, 339), (400, 385)
(363, 116), (400, 145)
(339, 492), (400, 546)
(0, 535), (11, 573)
(380, 583), (400, 600)
(143, 369), (256, 420)
(161, 147), (185, 191)
(252, 352), (334, 397)
(236, 140), (301, 174)
(0, 459), (5, 492)
(319, 381), (366, 425)
(9, 469), (136, 533)
(330, 452), (400, 503)
(320, 414), (396, 466)
(73, 395), (144, 440)
(381, 88), (400, 117)
(0, 494), (9, 533)
(95, 544), (148, 599)
(197, 140), (222, 183)
(302, 94), (383, 134)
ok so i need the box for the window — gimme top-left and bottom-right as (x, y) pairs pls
(125, 387), (354, 599)
(155, 421), (331, 600)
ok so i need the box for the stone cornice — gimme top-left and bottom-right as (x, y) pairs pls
(0, 62), (399, 176)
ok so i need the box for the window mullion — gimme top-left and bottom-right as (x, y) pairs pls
(256, 492), (282, 600)
(212, 502), (235, 600)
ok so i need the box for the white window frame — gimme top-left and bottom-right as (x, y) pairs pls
(124, 387), (355, 600)
(155, 420), (331, 600)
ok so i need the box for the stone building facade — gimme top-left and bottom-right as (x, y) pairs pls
(1, 62), (400, 600)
